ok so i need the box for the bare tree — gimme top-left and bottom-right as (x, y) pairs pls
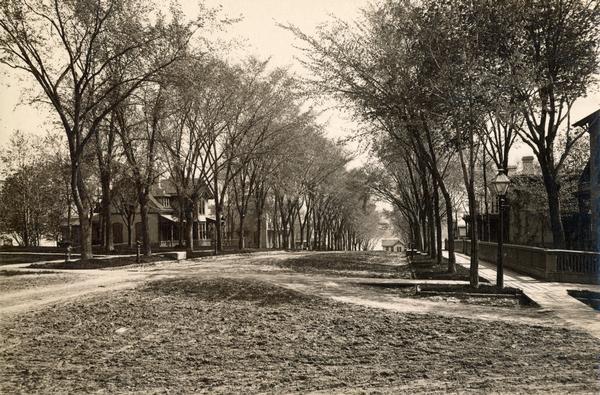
(0, 0), (196, 258)
(509, 0), (600, 247)
(117, 84), (166, 256)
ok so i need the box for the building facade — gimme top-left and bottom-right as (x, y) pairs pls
(62, 179), (215, 248)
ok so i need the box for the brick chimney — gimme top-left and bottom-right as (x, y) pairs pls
(507, 165), (517, 176)
(521, 156), (535, 175)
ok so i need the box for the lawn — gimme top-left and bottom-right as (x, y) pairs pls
(0, 253), (70, 265)
(28, 254), (174, 269)
(410, 259), (489, 282)
(359, 283), (536, 309)
(1, 277), (598, 393)
(273, 251), (412, 278)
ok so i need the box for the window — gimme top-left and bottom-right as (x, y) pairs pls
(161, 197), (171, 208)
(198, 198), (205, 215)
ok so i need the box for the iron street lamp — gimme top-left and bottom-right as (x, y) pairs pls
(492, 170), (511, 288)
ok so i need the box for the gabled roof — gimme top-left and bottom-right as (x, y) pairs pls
(151, 179), (178, 197)
(151, 178), (214, 199)
(381, 238), (403, 247)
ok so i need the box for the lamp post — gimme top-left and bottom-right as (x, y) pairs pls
(492, 170), (511, 288)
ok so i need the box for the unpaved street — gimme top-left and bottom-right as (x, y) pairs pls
(1, 251), (559, 326)
(1, 251), (598, 394)
(0, 251), (304, 318)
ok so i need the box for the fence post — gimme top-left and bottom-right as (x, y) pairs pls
(545, 251), (557, 281)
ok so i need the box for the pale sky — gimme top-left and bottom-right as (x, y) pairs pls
(0, 0), (368, 159)
(1, 0), (600, 167)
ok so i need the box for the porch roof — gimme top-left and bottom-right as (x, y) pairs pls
(159, 214), (179, 223)
(160, 214), (217, 223)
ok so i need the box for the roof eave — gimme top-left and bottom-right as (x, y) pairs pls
(573, 109), (600, 128)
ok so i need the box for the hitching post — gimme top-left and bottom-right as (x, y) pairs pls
(65, 245), (72, 263)
(136, 240), (141, 263)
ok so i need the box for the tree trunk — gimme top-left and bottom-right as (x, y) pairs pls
(214, 202), (223, 253)
(72, 164), (93, 260)
(227, 202), (234, 242)
(419, 209), (427, 252)
(273, 205), (280, 249)
(127, 220), (132, 247)
(22, 208), (29, 247)
(467, 187), (479, 287)
(213, 170), (223, 253)
(281, 221), (289, 249)
(67, 193), (72, 243)
(80, 213), (93, 259)
(459, 144), (479, 288)
(440, 186), (456, 273)
(482, 148), (490, 242)
(94, 123), (115, 253)
(139, 197), (152, 257)
(289, 212), (296, 250)
(299, 222), (305, 249)
(347, 229), (351, 250)
(306, 218), (311, 250)
(256, 214), (263, 249)
(101, 184), (114, 252)
(254, 191), (266, 249)
(412, 217), (422, 251)
(178, 197), (184, 247)
(238, 214), (245, 250)
(298, 209), (306, 250)
(433, 179), (443, 265)
(542, 171), (566, 248)
(428, 207), (436, 258)
(185, 202), (194, 255)
(312, 207), (318, 250)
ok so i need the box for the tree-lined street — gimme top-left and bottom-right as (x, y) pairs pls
(1, 0), (600, 393)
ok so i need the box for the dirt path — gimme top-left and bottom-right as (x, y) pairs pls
(0, 271), (144, 318)
(0, 251), (564, 329)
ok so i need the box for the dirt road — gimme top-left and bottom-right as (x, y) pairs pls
(0, 251), (296, 318)
(0, 251), (561, 328)
(2, 251), (598, 394)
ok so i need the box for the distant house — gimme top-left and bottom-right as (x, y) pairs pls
(381, 238), (404, 252)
